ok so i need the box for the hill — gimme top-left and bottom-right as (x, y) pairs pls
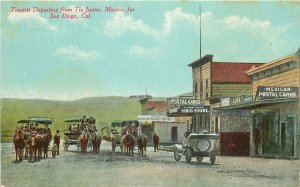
(1, 97), (141, 142)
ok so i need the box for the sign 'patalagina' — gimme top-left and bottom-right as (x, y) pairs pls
(256, 86), (299, 100)
(167, 98), (203, 105)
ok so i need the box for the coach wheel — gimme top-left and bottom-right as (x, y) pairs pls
(63, 136), (69, 151)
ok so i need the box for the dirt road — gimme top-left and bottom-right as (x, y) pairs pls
(1, 141), (300, 187)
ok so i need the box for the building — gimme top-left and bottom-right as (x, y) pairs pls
(245, 48), (300, 158)
(139, 98), (191, 144)
(188, 55), (264, 156)
(188, 55), (263, 133)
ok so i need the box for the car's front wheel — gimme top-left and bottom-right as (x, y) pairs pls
(185, 148), (192, 163)
(174, 149), (181, 161)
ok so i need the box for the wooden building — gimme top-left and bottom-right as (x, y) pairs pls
(188, 55), (263, 134)
(187, 56), (264, 156)
(245, 48), (300, 158)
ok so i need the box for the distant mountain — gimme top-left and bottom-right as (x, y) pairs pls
(1, 96), (141, 142)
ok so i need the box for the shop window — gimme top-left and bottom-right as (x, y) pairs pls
(280, 64), (288, 71)
(194, 82), (198, 93)
(252, 74), (258, 80)
(205, 79), (209, 98)
(272, 66), (280, 74)
(264, 69), (272, 77)
(288, 61), (297, 69)
(200, 81), (203, 98)
(258, 72), (264, 79)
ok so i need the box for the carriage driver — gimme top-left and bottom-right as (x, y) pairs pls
(54, 130), (61, 155)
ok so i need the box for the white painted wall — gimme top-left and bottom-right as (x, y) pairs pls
(154, 122), (187, 144)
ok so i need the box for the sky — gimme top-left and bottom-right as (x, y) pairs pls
(1, 1), (300, 101)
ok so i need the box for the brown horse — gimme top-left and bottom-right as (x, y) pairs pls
(137, 135), (147, 157)
(79, 133), (89, 154)
(35, 132), (52, 159)
(122, 133), (135, 156)
(91, 132), (102, 154)
(13, 129), (26, 162)
(27, 135), (38, 162)
(153, 134), (160, 152)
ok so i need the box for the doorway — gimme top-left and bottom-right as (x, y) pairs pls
(285, 116), (295, 156)
(171, 126), (178, 142)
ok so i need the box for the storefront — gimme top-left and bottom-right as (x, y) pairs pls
(246, 49), (300, 158)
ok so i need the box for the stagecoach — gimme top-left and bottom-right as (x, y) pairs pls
(63, 117), (96, 151)
(110, 120), (139, 152)
(63, 119), (82, 151)
(15, 117), (55, 161)
(173, 133), (219, 164)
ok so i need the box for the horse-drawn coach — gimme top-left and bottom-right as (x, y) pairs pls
(63, 119), (82, 151)
(14, 117), (54, 162)
(110, 120), (139, 153)
(63, 116), (101, 154)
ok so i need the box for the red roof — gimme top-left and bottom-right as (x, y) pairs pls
(212, 62), (264, 83)
(147, 101), (169, 110)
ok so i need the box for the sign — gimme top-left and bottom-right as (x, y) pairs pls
(180, 106), (210, 114)
(212, 109), (251, 117)
(129, 95), (152, 100)
(230, 95), (245, 105)
(137, 115), (175, 122)
(167, 98), (203, 105)
(256, 86), (299, 100)
(168, 107), (179, 114)
(221, 97), (230, 107)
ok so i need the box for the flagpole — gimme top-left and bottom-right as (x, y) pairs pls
(199, 5), (202, 59)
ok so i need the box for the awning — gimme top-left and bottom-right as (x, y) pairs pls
(216, 98), (298, 110)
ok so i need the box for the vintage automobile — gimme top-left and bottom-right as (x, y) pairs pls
(173, 133), (219, 164)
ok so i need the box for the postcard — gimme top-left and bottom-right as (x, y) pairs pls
(1, 1), (300, 187)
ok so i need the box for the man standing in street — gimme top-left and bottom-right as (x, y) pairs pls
(54, 130), (61, 155)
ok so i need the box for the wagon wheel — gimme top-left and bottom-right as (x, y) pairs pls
(63, 136), (69, 151)
(112, 139), (116, 152)
(185, 148), (192, 163)
(52, 150), (56, 158)
(210, 155), (216, 165)
(174, 149), (181, 161)
(196, 156), (203, 162)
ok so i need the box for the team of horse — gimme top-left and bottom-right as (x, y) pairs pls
(13, 126), (159, 163)
(78, 131), (102, 155)
(13, 128), (52, 163)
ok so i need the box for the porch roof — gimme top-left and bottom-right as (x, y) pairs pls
(216, 98), (298, 110)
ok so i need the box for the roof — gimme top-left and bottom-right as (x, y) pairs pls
(188, 55), (213, 67)
(64, 119), (81, 123)
(28, 117), (54, 124)
(247, 48), (300, 75)
(17, 120), (30, 124)
(212, 62), (264, 83)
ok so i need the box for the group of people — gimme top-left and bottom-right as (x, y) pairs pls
(80, 116), (96, 133)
